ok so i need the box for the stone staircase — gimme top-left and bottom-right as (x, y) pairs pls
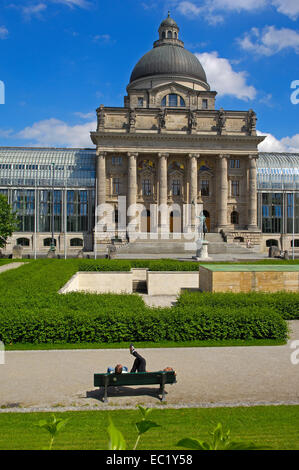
(115, 232), (258, 255)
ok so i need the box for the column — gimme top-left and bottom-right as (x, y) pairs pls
(189, 153), (199, 229)
(248, 155), (258, 230)
(127, 152), (138, 230)
(158, 153), (168, 232)
(216, 154), (228, 230)
(96, 150), (106, 208)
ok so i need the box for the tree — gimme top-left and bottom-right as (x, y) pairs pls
(0, 194), (18, 248)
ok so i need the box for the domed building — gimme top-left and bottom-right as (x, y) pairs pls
(0, 14), (299, 257)
(90, 14), (265, 245)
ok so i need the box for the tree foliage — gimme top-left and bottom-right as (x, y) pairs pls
(0, 194), (18, 248)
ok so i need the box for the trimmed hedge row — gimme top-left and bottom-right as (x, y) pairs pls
(177, 291), (299, 320)
(0, 305), (287, 344)
(78, 259), (199, 272)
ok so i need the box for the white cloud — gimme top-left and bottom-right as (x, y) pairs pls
(0, 26), (8, 39)
(258, 130), (299, 152)
(22, 3), (47, 19)
(195, 51), (256, 100)
(177, 1), (202, 16)
(239, 26), (299, 55)
(209, 0), (267, 11)
(51, 0), (91, 7)
(272, 0), (299, 20)
(174, 0), (299, 21)
(17, 118), (96, 147)
(74, 111), (95, 119)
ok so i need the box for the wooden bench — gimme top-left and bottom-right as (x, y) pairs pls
(94, 371), (177, 403)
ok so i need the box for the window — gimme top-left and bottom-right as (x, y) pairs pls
(12, 189), (35, 232)
(202, 99), (208, 109)
(229, 159), (240, 169)
(200, 180), (209, 197)
(266, 239), (278, 247)
(138, 97), (144, 107)
(67, 190), (88, 232)
(113, 178), (120, 195)
(231, 181), (239, 197)
(70, 238), (83, 247)
(39, 190), (62, 233)
(44, 238), (56, 247)
(172, 180), (181, 196)
(112, 156), (122, 166)
(167, 31), (172, 38)
(231, 211), (239, 224)
(17, 238), (30, 247)
(142, 179), (151, 196)
(161, 94), (185, 107)
(291, 240), (299, 247)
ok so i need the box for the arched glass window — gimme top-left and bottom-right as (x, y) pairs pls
(167, 31), (172, 38)
(70, 238), (83, 247)
(266, 239), (278, 247)
(174, 32), (177, 39)
(161, 94), (185, 107)
(231, 211), (239, 224)
(44, 238), (56, 247)
(162, 31), (166, 39)
(17, 237), (30, 247)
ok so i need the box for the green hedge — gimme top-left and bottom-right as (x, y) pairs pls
(0, 304), (287, 344)
(177, 291), (299, 320)
(78, 259), (199, 272)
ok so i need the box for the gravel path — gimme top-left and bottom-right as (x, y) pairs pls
(0, 262), (23, 274)
(1, 321), (299, 412)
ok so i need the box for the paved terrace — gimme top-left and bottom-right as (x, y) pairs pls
(1, 322), (299, 411)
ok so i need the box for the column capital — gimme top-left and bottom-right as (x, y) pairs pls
(248, 154), (258, 161)
(217, 154), (229, 160)
(127, 152), (138, 158)
(188, 153), (200, 159)
(96, 150), (107, 158)
(158, 152), (169, 159)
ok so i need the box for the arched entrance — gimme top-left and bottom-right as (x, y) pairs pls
(147, 210), (151, 233)
(170, 211), (174, 233)
(203, 210), (210, 232)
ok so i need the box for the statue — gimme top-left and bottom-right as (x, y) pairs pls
(247, 109), (257, 135)
(217, 108), (226, 135)
(188, 111), (197, 132)
(129, 108), (136, 129)
(97, 104), (105, 130)
(192, 205), (210, 260)
(159, 108), (167, 130)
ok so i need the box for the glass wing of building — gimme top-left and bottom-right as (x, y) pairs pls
(257, 153), (299, 234)
(0, 147), (96, 235)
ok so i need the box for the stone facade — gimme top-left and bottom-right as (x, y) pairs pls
(90, 15), (265, 244)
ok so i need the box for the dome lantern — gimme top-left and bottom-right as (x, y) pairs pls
(157, 11), (180, 43)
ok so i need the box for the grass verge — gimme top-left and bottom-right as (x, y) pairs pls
(0, 405), (299, 450)
(5, 338), (286, 351)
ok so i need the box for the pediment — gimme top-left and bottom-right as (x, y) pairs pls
(151, 81), (195, 95)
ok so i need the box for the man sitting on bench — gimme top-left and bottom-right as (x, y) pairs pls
(130, 344), (146, 372)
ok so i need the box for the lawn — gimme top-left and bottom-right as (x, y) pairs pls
(0, 405), (299, 450)
(0, 259), (291, 348)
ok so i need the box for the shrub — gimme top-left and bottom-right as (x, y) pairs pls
(177, 291), (299, 320)
(0, 304), (287, 344)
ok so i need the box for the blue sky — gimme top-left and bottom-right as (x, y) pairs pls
(0, 0), (298, 151)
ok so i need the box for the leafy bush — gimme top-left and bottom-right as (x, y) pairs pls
(177, 291), (299, 320)
(78, 259), (199, 272)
